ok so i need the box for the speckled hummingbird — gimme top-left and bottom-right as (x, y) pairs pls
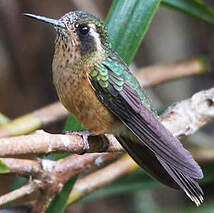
(24, 11), (204, 205)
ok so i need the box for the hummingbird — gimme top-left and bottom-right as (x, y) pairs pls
(24, 11), (204, 205)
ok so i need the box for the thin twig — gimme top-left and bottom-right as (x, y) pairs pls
(0, 102), (68, 138)
(0, 130), (122, 157)
(31, 153), (114, 213)
(0, 153), (118, 208)
(192, 149), (214, 163)
(67, 154), (137, 205)
(67, 146), (214, 205)
(0, 158), (42, 177)
(67, 145), (214, 205)
(135, 57), (211, 87)
(161, 87), (214, 137)
(0, 182), (39, 207)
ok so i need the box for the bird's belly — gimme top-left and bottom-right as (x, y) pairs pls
(55, 75), (119, 134)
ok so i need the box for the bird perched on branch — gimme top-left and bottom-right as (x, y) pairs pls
(24, 11), (204, 205)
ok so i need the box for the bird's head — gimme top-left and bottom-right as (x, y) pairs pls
(24, 11), (111, 59)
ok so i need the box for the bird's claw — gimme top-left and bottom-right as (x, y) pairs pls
(65, 130), (90, 154)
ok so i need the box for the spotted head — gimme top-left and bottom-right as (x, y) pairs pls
(24, 11), (111, 59)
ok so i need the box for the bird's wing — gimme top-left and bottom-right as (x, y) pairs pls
(89, 53), (203, 179)
(89, 53), (203, 203)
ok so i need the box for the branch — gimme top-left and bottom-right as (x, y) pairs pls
(0, 57), (211, 137)
(0, 87), (214, 157)
(67, 145), (214, 206)
(0, 87), (213, 208)
(65, 87), (214, 205)
(0, 153), (119, 209)
(67, 154), (137, 205)
(0, 182), (39, 207)
(135, 57), (212, 87)
(161, 87), (214, 136)
(0, 158), (42, 176)
(0, 130), (122, 157)
(0, 102), (68, 138)
(31, 153), (107, 213)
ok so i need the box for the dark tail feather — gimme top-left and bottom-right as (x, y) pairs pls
(117, 136), (204, 206)
(157, 156), (203, 206)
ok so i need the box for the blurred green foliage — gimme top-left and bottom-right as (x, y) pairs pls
(162, 0), (214, 25)
(0, 160), (9, 174)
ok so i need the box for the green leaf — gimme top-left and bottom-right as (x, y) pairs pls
(9, 176), (28, 191)
(46, 177), (77, 213)
(106, 0), (161, 65)
(162, 0), (214, 25)
(0, 160), (9, 174)
(200, 164), (214, 184)
(64, 113), (85, 132)
(46, 153), (70, 161)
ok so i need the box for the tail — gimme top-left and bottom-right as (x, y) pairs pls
(157, 155), (203, 206)
(117, 136), (204, 206)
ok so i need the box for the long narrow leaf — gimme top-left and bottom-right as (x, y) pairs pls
(46, 178), (77, 213)
(162, 0), (214, 25)
(106, 0), (161, 65)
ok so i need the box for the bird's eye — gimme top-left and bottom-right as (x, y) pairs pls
(78, 24), (90, 35)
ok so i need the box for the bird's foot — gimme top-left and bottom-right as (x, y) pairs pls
(65, 130), (91, 154)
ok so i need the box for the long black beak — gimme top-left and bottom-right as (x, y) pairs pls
(24, 13), (65, 29)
